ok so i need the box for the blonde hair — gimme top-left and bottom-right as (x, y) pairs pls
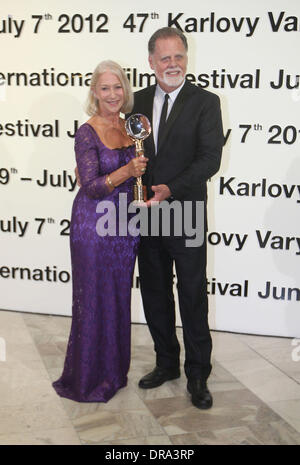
(86, 60), (133, 116)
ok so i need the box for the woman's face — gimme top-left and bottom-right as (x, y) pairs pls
(94, 71), (124, 116)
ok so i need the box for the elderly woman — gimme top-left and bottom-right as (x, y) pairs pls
(53, 61), (147, 402)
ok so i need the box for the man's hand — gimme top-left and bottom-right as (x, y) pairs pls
(145, 184), (171, 206)
(75, 166), (81, 187)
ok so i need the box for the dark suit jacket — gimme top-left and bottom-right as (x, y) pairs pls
(131, 81), (224, 203)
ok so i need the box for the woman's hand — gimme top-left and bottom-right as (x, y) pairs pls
(126, 155), (148, 177)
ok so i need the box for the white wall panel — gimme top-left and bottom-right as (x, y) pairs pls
(1, 0), (299, 336)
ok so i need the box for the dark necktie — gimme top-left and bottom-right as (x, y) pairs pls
(157, 93), (169, 149)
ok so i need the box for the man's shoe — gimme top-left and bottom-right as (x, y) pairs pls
(139, 366), (180, 389)
(187, 379), (213, 409)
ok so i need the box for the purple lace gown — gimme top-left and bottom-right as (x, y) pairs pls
(53, 123), (139, 402)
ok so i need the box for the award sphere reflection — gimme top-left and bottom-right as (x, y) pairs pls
(125, 114), (151, 203)
(125, 114), (151, 141)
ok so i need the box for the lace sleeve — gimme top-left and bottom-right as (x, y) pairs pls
(75, 125), (110, 199)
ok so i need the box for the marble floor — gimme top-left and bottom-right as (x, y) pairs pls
(0, 308), (299, 445)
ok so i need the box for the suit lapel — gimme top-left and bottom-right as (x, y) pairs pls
(140, 86), (156, 156)
(140, 86), (155, 123)
(157, 81), (194, 153)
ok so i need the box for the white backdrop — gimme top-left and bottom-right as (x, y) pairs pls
(1, 0), (299, 337)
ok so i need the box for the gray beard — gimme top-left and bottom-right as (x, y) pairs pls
(162, 72), (184, 88)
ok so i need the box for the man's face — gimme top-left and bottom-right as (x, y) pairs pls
(149, 36), (188, 93)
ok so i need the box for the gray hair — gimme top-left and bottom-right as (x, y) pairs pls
(148, 27), (188, 55)
(86, 60), (133, 116)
